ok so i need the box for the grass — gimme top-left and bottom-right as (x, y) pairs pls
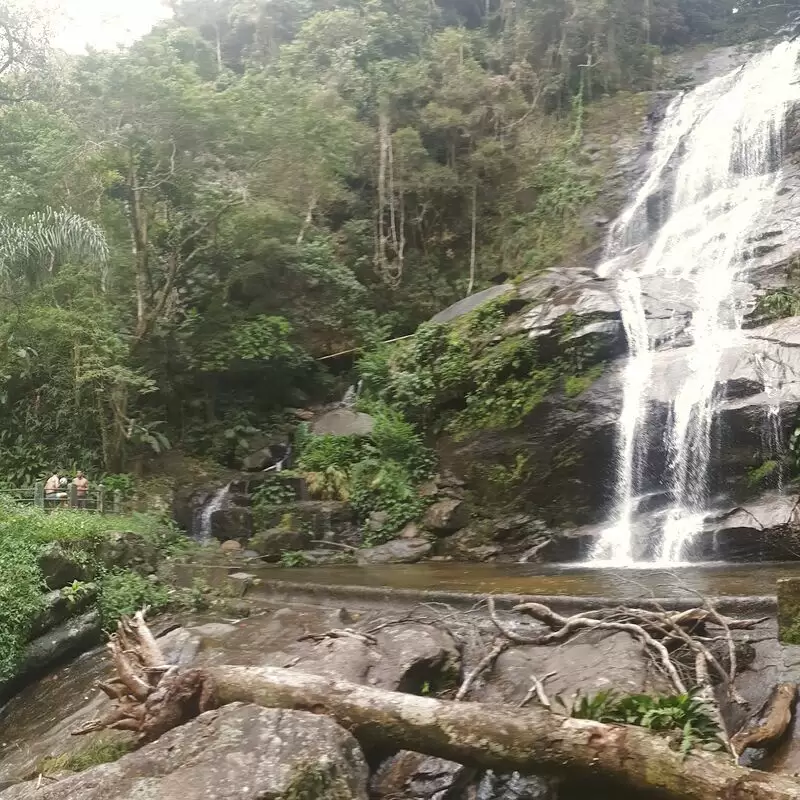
(0, 501), (178, 680)
(38, 738), (134, 775)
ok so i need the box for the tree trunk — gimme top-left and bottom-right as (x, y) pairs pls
(207, 665), (800, 800)
(127, 155), (150, 340)
(467, 182), (477, 296)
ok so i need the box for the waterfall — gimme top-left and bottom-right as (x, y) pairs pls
(593, 39), (800, 565)
(196, 484), (231, 540)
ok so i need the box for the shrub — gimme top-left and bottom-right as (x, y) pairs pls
(98, 569), (169, 630)
(280, 550), (310, 567)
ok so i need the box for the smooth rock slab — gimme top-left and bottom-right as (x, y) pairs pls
(357, 538), (432, 565)
(0, 703), (369, 800)
(476, 630), (670, 707)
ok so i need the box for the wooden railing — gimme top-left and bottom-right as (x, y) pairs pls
(0, 484), (125, 513)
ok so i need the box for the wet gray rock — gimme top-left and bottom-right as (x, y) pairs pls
(436, 526), (501, 561)
(158, 626), (201, 667)
(30, 586), (97, 637)
(0, 611), (103, 701)
(509, 269), (625, 362)
(0, 704), (369, 800)
(357, 538), (432, 565)
(210, 507), (254, 542)
(429, 284), (514, 324)
(311, 408), (375, 436)
(686, 494), (800, 562)
(189, 623), (238, 642)
(249, 528), (313, 561)
(371, 751), (473, 799)
(476, 629), (670, 707)
(267, 621), (461, 693)
(423, 498), (470, 535)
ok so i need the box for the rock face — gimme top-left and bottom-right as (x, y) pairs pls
(439, 362), (622, 528)
(357, 538), (433, 564)
(0, 704), (369, 800)
(429, 284), (514, 324)
(258, 500), (355, 539)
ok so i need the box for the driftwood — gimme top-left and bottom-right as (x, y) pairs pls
(732, 683), (797, 756)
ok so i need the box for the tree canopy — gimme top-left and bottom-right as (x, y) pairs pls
(0, 0), (791, 480)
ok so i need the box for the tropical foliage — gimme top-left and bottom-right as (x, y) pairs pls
(0, 0), (789, 482)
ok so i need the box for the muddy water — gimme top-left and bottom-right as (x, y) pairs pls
(248, 561), (800, 598)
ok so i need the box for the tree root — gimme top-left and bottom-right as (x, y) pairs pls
(72, 610), (217, 742)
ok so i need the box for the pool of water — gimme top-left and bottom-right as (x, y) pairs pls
(255, 560), (800, 597)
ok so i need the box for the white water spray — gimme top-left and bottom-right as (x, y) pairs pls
(594, 40), (800, 564)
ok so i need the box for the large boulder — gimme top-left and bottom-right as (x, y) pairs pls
(30, 586), (97, 638)
(210, 508), (254, 542)
(0, 704), (369, 800)
(439, 363), (621, 528)
(311, 408), (375, 437)
(476, 629), (670, 708)
(0, 611), (103, 702)
(38, 543), (91, 589)
(423, 499), (470, 535)
(685, 494), (800, 562)
(357, 538), (432, 565)
(249, 528), (313, 561)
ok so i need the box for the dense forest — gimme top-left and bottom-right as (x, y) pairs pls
(0, 0), (791, 483)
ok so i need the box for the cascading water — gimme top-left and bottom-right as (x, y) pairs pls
(593, 39), (800, 565)
(196, 483), (231, 540)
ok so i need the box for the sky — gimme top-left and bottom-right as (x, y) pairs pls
(42, 0), (174, 53)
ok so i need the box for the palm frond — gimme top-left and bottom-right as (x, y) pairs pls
(0, 207), (109, 285)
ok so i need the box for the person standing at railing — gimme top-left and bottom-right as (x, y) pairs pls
(73, 471), (89, 509)
(45, 472), (65, 507)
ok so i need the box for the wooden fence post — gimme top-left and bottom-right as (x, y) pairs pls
(113, 490), (122, 514)
(98, 484), (105, 514)
(34, 481), (44, 510)
(69, 482), (78, 509)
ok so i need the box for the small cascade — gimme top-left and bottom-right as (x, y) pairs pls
(195, 483), (231, 540)
(340, 379), (363, 408)
(593, 38), (800, 564)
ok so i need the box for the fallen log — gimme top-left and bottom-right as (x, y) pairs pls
(209, 664), (800, 800)
(76, 611), (800, 800)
